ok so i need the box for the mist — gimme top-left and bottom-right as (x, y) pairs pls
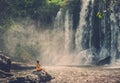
(2, 0), (119, 66)
(3, 18), (66, 65)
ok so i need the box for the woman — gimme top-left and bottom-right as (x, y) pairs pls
(35, 60), (54, 81)
(36, 60), (47, 74)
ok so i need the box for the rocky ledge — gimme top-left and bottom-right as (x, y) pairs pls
(0, 70), (53, 83)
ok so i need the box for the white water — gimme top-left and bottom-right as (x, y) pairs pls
(64, 10), (73, 54)
(54, 8), (64, 30)
(75, 0), (90, 52)
(58, 0), (94, 65)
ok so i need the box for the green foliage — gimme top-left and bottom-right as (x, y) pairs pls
(0, 0), (79, 29)
(104, 0), (107, 4)
(14, 44), (30, 62)
(60, 0), (79, 13)
(0, 18), (14, 34)
(14, 44), (38, 62)
(0, 0), (60, 33)
(96, 0), (115, 19)
(96, 12), (104, 19)
(48, 0), (64, 6)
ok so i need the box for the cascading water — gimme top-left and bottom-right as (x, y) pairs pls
(73, 0), (94, 64)
(54, 8), (64, 30)
(75, 0), (90, 52)
(110, 0), (119, 63)
(57, 0), (120, 65)
(64, 10), (73, 54)
(98, 0), (111, 62)
(93, 0), (120, 65)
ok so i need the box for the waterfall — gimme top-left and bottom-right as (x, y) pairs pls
(44, 0), (119, 65)
(73, 0), (94, 64)
(53, 0), (119, 65)
(110, 1), (119, 63)
(75, 0), (90, 52)
(98, 0), (111, 61)
(54, 9), (73, 54)
(54, 8), (64, 30)
(64, 10), (73, 54)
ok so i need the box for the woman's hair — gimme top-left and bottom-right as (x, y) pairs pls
(37, 60), (39, 63)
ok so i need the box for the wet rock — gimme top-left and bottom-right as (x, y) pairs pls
(0, 51), (11, 72)
(33, 70), (53, 82)
(4, 71), (53, 83)
(0, 70), (13, 78)
(96, 56), (111, 65)
(8, 75), (38, 83)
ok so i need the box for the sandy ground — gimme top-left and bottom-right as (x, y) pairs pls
(43, 66), (120, 83)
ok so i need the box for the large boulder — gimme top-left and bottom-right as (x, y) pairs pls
(7, 71), (53, 83)
(8, 75), (38, 83)
(33, 70), (53, 82)
(96, 56), (111, 65)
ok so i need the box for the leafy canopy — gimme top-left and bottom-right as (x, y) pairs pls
(48, 0), (64, 6)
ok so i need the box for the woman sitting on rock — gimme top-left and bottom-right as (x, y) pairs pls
(36, 60), (48, 74)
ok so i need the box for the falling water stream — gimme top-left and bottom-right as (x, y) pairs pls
(75, 0), (90, 51)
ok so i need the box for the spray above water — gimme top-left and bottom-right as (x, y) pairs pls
(2, 0), (97, 65)
(3, 0), (120, 65)
(3, 19), (65, 65)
